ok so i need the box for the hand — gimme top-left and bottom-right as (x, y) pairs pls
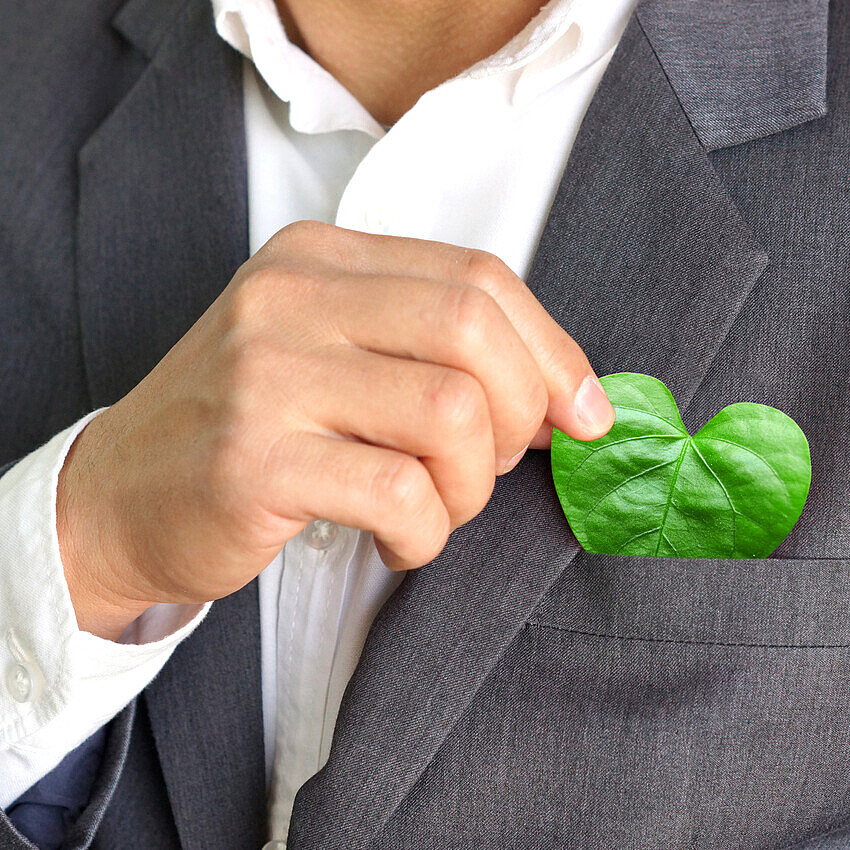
(57, 221), (614, 639)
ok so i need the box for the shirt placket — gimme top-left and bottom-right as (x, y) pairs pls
(267, 520), (356, 844)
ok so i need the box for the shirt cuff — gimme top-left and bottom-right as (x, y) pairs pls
(0, 411), (211, 808)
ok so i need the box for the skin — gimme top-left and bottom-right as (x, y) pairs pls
(57, 3), (615, 642)
(275, 0), (551, 126)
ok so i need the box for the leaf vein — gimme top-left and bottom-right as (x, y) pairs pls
(578, 457), (680, 535)
(653, 442), (689, 556)
(563, 433), (682, 480)
(615, 526), (662, 554)
(690, 441), (738, 554)
(660, 531), (680, 556)
(697, 435), (789, 494)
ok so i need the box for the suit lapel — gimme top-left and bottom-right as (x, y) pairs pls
(76, 0), (248, 407)
(287, 14), (772, 850)
(76, 1), (264, 848)
(527, 11), (770, 419)
(637, 0), (829, 150)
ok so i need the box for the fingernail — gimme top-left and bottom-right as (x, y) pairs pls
(499, 446), (528, 474)
(574, 375), (614, 435)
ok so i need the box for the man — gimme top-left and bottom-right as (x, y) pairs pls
(0, 0), (846, 847)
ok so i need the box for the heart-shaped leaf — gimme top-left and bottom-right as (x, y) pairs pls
(551, 373), (811, 558)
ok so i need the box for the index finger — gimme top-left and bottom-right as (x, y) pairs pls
(448, 249), (615, 445)
(292, 225), (615, 443)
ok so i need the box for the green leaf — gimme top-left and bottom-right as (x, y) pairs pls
(550, 373), (812, 558)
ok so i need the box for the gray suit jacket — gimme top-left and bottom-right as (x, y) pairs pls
(1, 0), (848, 847)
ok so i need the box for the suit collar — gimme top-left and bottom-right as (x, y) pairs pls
(637, 0), (829, 150)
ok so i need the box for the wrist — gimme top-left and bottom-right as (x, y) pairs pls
(56, 412), (154, 641)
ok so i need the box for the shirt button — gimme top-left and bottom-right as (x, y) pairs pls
(5, 662), (34, 703)
(304, 519), (338, 550)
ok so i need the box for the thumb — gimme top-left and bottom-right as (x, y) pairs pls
(528, 373), (615, 450)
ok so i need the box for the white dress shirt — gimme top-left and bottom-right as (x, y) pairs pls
(0, 0), (638, 842)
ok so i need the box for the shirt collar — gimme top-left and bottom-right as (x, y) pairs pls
(210, 0), (634, 136)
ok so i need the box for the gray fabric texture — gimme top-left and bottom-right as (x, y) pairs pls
(92, 582), (267, 850)
(0, 0), (847, 847)
(638, 0), (829, 149)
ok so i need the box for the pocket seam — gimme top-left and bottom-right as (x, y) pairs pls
(525, 620), (850, 649)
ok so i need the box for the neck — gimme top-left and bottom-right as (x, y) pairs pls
(275, 0), (548, 126)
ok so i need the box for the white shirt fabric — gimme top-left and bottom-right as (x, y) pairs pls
(0, 0), (638, 842)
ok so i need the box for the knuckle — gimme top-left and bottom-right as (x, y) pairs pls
(452, 481), (495, 531)
(229, 264), (319, 332)
(427, 369), (488, 437)
(459, 249), (514, 296)
(464, 453), (498, 513)
(228, 267), (280, 327)
(444, 285), (496, 351)
(397, 509), (451, 569)
(415, 512), (452, 565)
(267, 220), (341, 266)
(475, 469), (497, 512)
(373, 456), (433, 516)
(274, 218), (330, 247)
(383, 519), (449, 571)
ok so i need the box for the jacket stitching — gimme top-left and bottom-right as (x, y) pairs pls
(524, 620), (850, 649)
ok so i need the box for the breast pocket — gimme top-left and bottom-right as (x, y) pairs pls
(517, 551), (850, 849)
(529, 551), (850, 648)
